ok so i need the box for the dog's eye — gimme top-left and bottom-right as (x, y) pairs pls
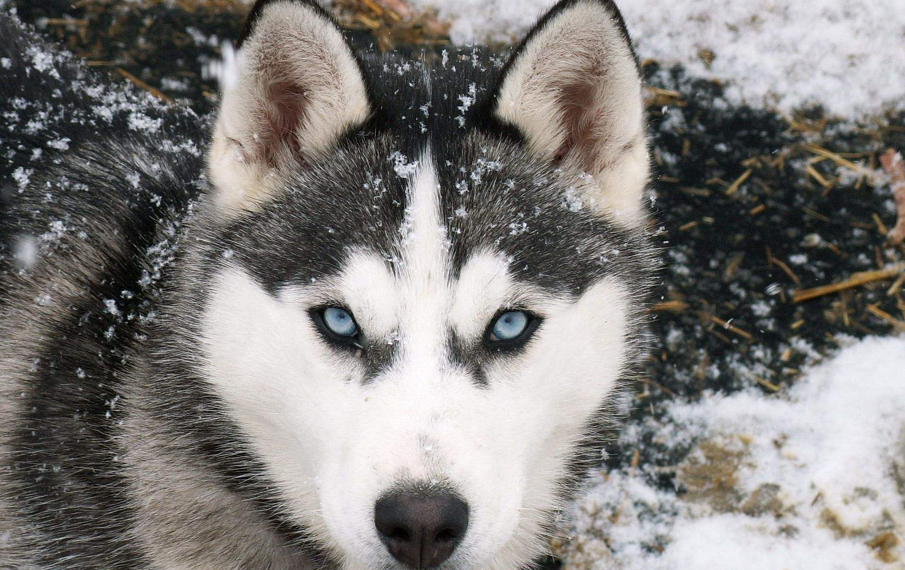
(485, 310), (539, 350)
(321, 307), (359, 337)
(311, 306), (365, 351)
(491, 311), (528, 340)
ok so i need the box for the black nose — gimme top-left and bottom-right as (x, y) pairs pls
(374, 491), (469, 569)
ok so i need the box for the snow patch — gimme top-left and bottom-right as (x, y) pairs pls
(203, 41), (241, 92)
(564, 335), (905, 569)
(390, 151), (420, 178)
(13, 235), (38, 268)
(410, 0), (905, 117)
(127, 112), (163, 133)
(12, 166), (32, 192)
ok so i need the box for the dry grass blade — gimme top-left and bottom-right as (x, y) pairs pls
(333, 0), (449, 49)
(888, 271), (905, 297)
(645, 87), (683, 108)
(635, 377), (678, 397)
(804, 144), (879, 183)
(771, 256), (802, 285)
(755, 377), (781, 392)
(116, 68), (173, 103)
(866, 305), (905, 332)
(650, 300), (690, 313)
(880, 149), (905, 245)
(805, 164), (833, 189)
(793, 262), (905, 303)
(374, 0), (414, 20)
(724, 169), (752, 196)
(40, 17), (89, 26)
(702, 313), (754, 341)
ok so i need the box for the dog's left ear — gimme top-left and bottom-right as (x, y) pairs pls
(493, 0), (649, 226)
(208, 0), (371, 213)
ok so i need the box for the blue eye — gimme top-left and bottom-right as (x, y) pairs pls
(321, 307), (359, 338)
(488, 311), (532, 343)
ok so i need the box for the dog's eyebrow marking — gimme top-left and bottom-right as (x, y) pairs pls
(361, 339), (399, 384)
(450, 251), (513, 341)
(446, 331), (488, 388)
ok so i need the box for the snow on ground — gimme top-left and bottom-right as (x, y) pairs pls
(410, 0), (905, 117)
(561, 335), (905, 570)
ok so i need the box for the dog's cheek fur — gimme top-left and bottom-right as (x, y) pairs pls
(120, 410), (317, 570)
(199, 266), (349, 526)
(476, 279), (633, 568)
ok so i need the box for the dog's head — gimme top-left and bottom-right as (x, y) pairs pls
(192, 0), (654, 567)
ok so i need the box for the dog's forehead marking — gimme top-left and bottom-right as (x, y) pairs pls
(398, 147), (448, 293)
(336, 149), (521, 369)
(395, 149), (451, 366)
(337, 251), (398, 338)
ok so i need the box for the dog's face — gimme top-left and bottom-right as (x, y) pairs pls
(194, 1), (653, 568)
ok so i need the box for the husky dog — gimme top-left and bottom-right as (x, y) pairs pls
(0, 0), (656, 568)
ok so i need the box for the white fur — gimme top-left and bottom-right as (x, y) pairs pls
(495, 0), (650, 227)
(208, 1), (371, 213)
(200, 157), (632, 569)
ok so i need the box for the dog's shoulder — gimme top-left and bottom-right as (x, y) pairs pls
(0, 11), (205, 299)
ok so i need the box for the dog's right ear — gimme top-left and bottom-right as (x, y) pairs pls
(208, 0), (371, 213)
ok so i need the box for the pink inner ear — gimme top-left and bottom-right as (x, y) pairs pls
(557, 76), (605, 173)
(260, 77), (310, 165)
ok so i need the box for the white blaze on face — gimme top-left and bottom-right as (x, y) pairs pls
(395, 149), (453, 380)
(200, 152), (633, 570)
